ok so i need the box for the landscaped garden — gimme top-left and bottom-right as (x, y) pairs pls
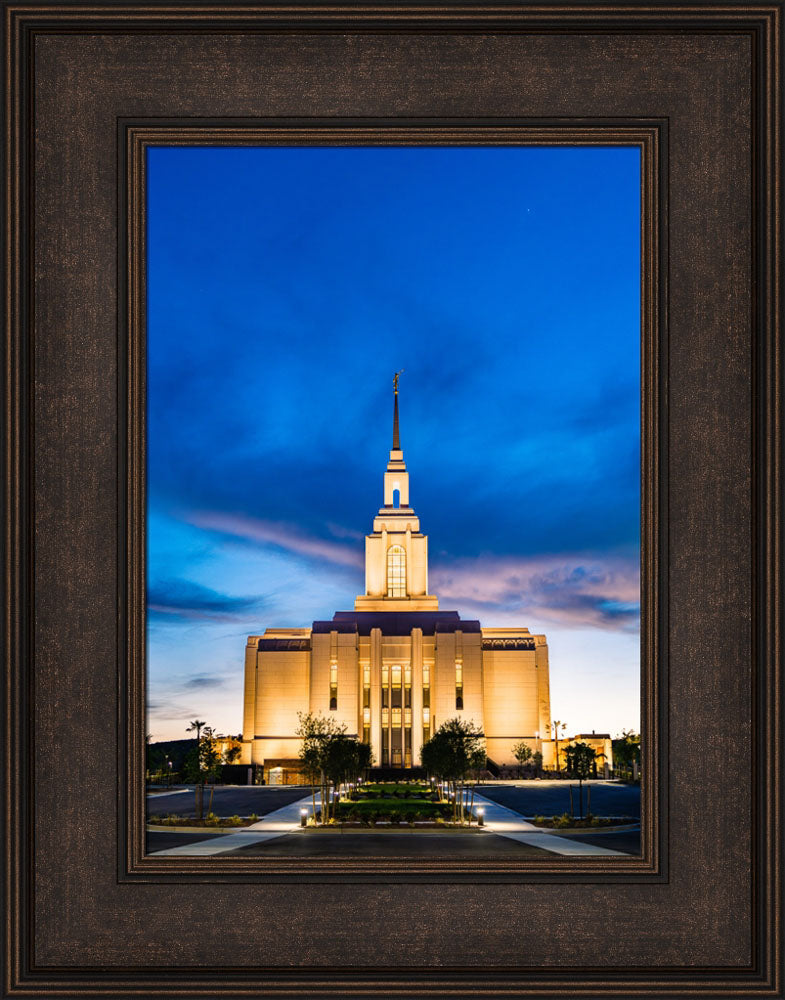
(530, 813), (638, 829)
(311, 780), (481, 827)
(148, 812), (259, 828)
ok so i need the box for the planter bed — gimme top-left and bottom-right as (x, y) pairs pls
(147, 814), (259, 829)
(528, 815), (638, 829)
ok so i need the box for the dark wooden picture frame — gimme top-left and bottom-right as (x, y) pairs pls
(3, 3), (782, 997)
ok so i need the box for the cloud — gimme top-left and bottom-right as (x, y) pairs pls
(186, 511), (364, 570)
(182, 674), (228, 690)
(430, 552), (640, 632)
(147, 579), (264, 624)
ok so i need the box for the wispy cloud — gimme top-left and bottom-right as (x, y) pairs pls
(182, 673), (228, 690)
(430, 552), (640, 632)
(147, 579), (264, 624)
(186, 511), (364, 569)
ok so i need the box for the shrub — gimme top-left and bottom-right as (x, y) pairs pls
(204, 812), (219, 826)
(533, 815), (545, 825)
(229, 814), (243, 826)
(556, 812), (572, 828)
(248, 813), (258, 823)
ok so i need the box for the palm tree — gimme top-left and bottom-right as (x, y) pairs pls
(551, 720), (568, 773)
(186, 719), (206, 741)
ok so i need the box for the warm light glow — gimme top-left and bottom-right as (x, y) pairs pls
(386, 545), (406, 597)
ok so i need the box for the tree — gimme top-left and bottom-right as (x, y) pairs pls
(612, 730), (640, 780)
(532, 750), (543, 777)
(146, 740), (167, 779)
(186, 719), (206, 741)
(200, 726), (223, 815)
(420, 718), (485, 825)
(551, 720), (568, 772)
(183, 719), (213, 819)
(512, 740), (533, 776)
(295, 712), (356, 824)
(563, 741), (596, 819)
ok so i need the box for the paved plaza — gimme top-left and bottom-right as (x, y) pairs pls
(146, 781), (640, 858)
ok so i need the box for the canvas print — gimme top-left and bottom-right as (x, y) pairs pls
(145, 145), (642, 858)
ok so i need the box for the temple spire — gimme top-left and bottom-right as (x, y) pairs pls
(392, 369), (404, 450)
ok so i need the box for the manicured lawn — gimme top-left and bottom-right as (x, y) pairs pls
(335, 798), (451, 822)
(312, 781), (480, 825)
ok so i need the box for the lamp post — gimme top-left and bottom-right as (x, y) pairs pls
(300, 808), (308, 828)
(477, 806), (485, 827)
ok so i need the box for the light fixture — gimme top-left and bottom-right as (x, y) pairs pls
(300, 807), (307, 828)
(477, 806), (485, 827)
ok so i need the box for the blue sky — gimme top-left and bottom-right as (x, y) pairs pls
(146, 145), (641, 743)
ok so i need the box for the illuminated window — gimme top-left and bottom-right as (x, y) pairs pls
(423, 707), (430, 725)
(386, 545), (406, 597)
(391, 664), (402, 709)
(382, 664), (389, 708)
(363, 663), (370, 708)
(455, 661), (463, 711)
(392, 707), (402, 727)
(404, 664), (412, 708)
(363, 706), (371, 744)
(330, 661), (338, 710)
(423, 663), (430, 708)
(404, 708), (412, 726)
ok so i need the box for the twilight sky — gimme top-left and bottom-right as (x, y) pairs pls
(146, 145), (641, 743)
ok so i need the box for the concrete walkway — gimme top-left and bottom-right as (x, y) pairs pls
(148, 793), (314, 857)
(472, 791), (630, 857)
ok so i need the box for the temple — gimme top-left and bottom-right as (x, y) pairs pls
(240, 376), (554, 778)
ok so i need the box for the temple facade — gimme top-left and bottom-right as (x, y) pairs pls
(240, 379), (554, 774)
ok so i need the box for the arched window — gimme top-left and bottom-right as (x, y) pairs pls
(386, 545), (406, 597)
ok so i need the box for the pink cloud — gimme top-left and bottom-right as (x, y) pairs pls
(430, 553), (640, 632)
(188, 511), (364, 569)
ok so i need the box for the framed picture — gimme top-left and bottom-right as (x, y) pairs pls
(4, 3), (782, 997)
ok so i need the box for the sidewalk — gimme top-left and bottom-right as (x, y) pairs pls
(472, 791), (630, 857)
(147, 793), (314, 857)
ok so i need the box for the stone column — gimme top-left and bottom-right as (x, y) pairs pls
(370, 628), (382, 768)
(405, 524), (412, 596)
(411, 627), (423, 765)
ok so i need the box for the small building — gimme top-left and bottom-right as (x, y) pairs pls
(561, 733), (614, 773)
